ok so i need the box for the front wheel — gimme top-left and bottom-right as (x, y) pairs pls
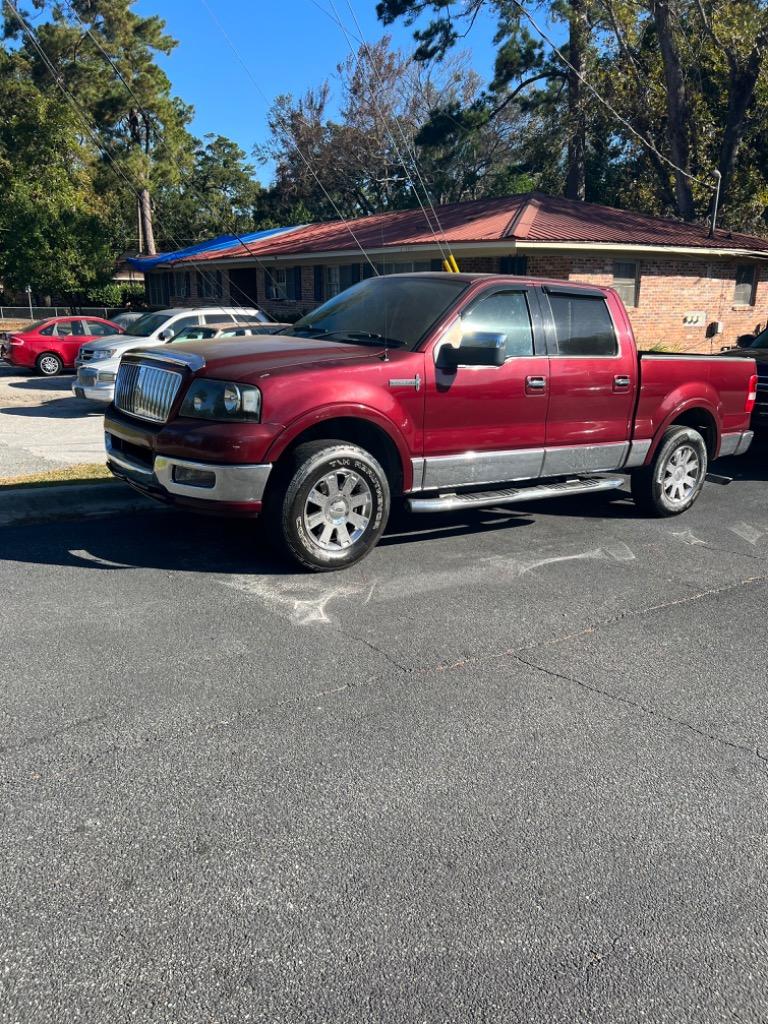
(267, 440), (391, 571)
(631, 426), (708, 517)
(36, 352), (64, 377)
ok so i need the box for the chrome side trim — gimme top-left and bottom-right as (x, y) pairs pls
(409, 457), (426, 492)
(389, 374), (421, 391)
(541, 442), (629, 477)
(423, 448), (545, 489)
(409, 475), (625, 513)
(624, 438), (652, 469)
(154, 456), (272, 503)
(719, 430), (754, 458)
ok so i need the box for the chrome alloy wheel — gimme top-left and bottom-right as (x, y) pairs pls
(302, 469), (373, 551)
(662, 444), (701, 506)
(39, 355), (60, 375)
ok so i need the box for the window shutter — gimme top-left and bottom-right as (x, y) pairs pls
(313, 265), (324, 301)
(362, 262), (376, 279)
(292, 266), (303, 301)
(430, 259), (443, 271)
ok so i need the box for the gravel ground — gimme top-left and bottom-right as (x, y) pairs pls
(1, 441), (767, 1022)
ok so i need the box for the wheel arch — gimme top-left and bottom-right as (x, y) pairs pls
(265, 408), (410, 495)
(646, 400), (720, 463)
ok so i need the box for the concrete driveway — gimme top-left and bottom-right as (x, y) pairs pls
(1, 441), (767, 1022)
(0, 364), (106, 477)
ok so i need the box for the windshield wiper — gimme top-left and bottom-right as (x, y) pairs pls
(321, 330), (405, 348)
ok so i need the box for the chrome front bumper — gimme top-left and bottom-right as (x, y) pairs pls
(105, 433), (271, 504)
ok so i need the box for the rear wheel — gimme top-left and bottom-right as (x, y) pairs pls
(631, 426), (708, 516)
(267, 440), (390, 571)
(36, 352), (63, 377)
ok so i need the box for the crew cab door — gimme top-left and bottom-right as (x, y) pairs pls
(538, 285), (636, 475)
(422, 285), (549, 489)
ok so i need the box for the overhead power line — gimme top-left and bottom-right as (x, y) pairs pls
(318, 0), (453, 264)
(7, 0), (288, 313)
(198, 0), (380, 275)
(509, 0), (716, 191)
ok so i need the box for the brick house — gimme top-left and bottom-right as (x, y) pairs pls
(132, 193), (768, 352)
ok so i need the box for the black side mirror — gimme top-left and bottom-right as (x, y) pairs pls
(736, 334), (756, 348)
(437, 331), (506, 370)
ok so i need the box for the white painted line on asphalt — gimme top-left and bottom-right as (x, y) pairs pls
(69, 549), (134, 569)
(729, 522), (764, 545)
(671, 529), (707, 546)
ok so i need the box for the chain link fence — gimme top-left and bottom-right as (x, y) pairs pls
(0, 306), (127, 320)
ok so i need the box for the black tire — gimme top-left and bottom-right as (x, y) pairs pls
(266, 440), (391, 572)
(36, 352), (64, 377)
(631, 426), (708, 517)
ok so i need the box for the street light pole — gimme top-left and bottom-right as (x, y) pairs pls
(25, 284), (33, 319)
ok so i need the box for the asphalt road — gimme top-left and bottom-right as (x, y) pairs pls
(2, 444), (768, 1023)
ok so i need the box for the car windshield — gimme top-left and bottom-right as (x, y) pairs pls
(124, 312), (172, 337)
(744, 328), (768, 349)
(173, 327), (217, 341)
(288, 276), (469, 351)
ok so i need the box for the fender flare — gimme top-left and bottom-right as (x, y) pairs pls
(264, 403), (415, 490)
(644, 393), (721, 464)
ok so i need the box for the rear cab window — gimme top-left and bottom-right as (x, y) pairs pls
(545, 291), (618, 357)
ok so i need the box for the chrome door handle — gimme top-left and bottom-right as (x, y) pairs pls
(526, 375), (547, 391)
(613, 375), (631, 389)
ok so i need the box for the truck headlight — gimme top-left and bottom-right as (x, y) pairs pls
(180, 380), (261, 422)
(90, 348), (116, 361)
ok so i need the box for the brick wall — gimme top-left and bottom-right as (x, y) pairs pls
(526, 252), (767, 353)
(159, 253), (768, 352)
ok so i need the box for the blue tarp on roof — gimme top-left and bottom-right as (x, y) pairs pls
(127, 224), (304, 270)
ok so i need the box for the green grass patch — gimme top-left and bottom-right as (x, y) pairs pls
(0, 462), (114, 490)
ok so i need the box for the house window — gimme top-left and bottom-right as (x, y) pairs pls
(266, 267), (302, 301)
(196, 269), (223, 300)
(613, 261), (639, 308)
(500, 256), (528, 276)
(174, 271), (191, 299)
(734, 264), (757, 305)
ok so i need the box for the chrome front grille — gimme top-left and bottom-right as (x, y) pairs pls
(114, 361), (182, 423)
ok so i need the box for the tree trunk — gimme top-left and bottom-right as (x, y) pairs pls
(652, 0), (696, 220)
(711, 43), (764, 217)
(139, 188), (156, 256)
(565, 0), (588, 201)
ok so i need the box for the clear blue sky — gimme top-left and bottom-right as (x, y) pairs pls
(134, 0), (499, 185)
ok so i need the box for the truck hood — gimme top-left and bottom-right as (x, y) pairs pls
(83, 334), (154, 353)
(156, 334), (388, 381)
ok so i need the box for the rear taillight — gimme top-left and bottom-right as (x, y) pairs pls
(746, 373), (758, 413)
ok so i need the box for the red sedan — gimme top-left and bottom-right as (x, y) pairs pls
(1, 315), (124, 376)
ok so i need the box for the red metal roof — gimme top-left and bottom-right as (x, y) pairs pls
(179, 192), (768, 263)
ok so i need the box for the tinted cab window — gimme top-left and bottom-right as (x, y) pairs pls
(461, 290), (535, 358)
(546, 294), (617, 356)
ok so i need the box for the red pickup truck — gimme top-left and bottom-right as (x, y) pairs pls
(104, 273), (756, 570)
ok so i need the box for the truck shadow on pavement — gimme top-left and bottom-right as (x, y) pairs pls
(0, 399), (104, 418)
(7, 377), (75, 393)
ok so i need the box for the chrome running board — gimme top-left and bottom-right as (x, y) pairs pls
(407, 475), (625, 513)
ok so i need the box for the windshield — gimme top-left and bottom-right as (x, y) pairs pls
(744, 328), (768, 349)
(124, 312), (172, 337)
(288, 275), (469, 351)
(173, 327), (217, 341)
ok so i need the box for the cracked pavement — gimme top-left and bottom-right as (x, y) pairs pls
(2, 442), (768, 1022)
